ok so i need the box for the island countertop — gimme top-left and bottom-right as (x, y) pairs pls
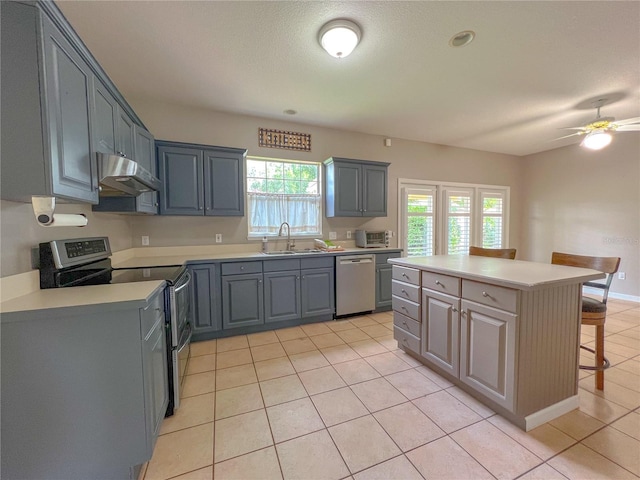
(389, 255), (605, 290)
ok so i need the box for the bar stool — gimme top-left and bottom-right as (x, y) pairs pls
(469, 246), (517, 259)
(551, 252), (621, 390)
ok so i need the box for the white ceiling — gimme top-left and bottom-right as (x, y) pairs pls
(57, 1), (640, 157)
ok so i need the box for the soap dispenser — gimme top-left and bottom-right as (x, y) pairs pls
(262, 236), (268, 253)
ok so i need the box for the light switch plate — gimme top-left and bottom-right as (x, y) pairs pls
(141, 236), (149, 246)
(215, 234), (222, 243)
(346, 231), (352, 239)
(618, 272), (626, 280)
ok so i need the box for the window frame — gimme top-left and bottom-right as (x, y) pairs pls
(246, 156), (322, 239)
(398, 179), (510, 256)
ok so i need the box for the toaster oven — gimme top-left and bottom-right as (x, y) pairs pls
(355, 230), (389, 248)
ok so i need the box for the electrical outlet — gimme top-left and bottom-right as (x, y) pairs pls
(346, 230), (352, 239)
(215, 234), (222, 243)
(618, 272), (626, 280)
(141, 236), (149, 246)
(329, 232), (337, 240)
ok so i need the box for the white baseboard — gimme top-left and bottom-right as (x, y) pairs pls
(583, 286), (639, 303)
(525, 395), (579, 431)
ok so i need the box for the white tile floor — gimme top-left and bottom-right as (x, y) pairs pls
(141, 300), (640, 480)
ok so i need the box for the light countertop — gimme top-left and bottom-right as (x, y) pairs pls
(390, 255), (605, 290)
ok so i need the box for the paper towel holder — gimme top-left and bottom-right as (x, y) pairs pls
(32, 196), (88, 227)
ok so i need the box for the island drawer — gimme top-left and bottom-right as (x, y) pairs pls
(392, 280), (420, 303)
(221, 261), (263, 275)
(392, 295), (420, 321)
(393, 312), (421, 338)
(421, 271), (461, 297)
(462, 280), (518, 313)
(392, 266), (420, 286)
(394, 326), (420, 353)
(142, 291), (164, 337)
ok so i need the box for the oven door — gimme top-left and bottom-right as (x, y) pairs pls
(172, 322), (192, 410)
(170, 270), (192, 347)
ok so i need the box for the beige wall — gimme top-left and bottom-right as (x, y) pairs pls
(520, 133), (640, 298)
(128, 99), (524, 253)
(0, 200), (133, 277)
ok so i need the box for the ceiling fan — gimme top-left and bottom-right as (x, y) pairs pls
(558, 99), (640, 150)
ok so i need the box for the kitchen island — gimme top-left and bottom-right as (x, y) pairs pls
(389, 255), (604, 430)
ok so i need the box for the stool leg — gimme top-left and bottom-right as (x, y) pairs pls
(596, 324), (605, 390)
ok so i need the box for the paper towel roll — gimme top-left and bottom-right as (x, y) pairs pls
(38, 214), (88, 227)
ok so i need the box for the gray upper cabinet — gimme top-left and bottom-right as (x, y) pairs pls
(91, 79), (118, 155)
(116, 108), (135, 159)
(1, 1), (98, 204)
(157, 141), (246, 216)
(324, 157), (389, 217)
(134, 126), (158, 214)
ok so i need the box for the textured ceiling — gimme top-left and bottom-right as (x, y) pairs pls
(57, 1), (640, 156)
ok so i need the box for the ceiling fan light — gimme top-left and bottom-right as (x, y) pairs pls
(581, 130), (612, 150)
(319, 19), (361, 58)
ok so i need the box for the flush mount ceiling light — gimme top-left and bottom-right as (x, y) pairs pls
(318, 19), (361, 58)
(581, 130), (613, 150)
(449, 30), (475, 47)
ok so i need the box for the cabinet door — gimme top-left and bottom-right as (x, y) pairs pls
(158, 146), (204, 215)
(422, 288), (460, 376)
(222, 273), (264, 329)
(460, 300), (516, 410)
(189, 264), (221, 335)
(134, 126), (158, 214)
(115, 106), (135, 158)
(91, 79), (117, 155)
(333, 162), (362, 216)
(375, 264), (393, 310)
(301, 267), (335, 318)
(203, 149), (245, 216)
(42, 16), (97, 203)
(264, 271), (301, 323)
(362, 164), (387, 217)
(141, 300), (168, 455)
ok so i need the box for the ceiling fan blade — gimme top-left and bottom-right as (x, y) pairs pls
(555, 132), (584, 140)
(614, 116), (640, 126)
(615, 124), (640, 132)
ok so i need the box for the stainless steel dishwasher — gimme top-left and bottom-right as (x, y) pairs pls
(336, 254), (376, 316)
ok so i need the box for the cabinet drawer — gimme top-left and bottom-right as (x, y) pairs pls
(393, 312), (421, 338)
(221, 261), (263, 275)
(392, 295), (420, 321)
(421, 272), (460, 296)
(394, 326), (420, 353)
(263, 259), (300, 272)
(462, 280), (518, 313)
(142, 292), (164, 337)
(392, 266), (420, 286)
(392, 280), (420, 303)
(376, 252), (401, 264)
(301, 256), (334, 269)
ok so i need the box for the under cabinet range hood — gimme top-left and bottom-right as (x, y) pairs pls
(97, 153), (161, 196)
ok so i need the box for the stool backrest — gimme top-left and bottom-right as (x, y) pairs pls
(469, 246), (517, 259)
(551, 252), (621, 304)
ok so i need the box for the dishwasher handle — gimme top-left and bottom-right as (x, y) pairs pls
(338, 255), (375, 264)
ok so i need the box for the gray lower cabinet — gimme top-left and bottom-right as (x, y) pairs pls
(460, 299), (516, 410)
(422, 288), (460, 377)
(222, 273), (264, 329)
(0, 287), (168, 479)
(301, 267), (335, 318)
(157, 141), (246, 216)
(375, 252), (401, 310)
(189, 263), (221, 336)
(1, 1), (98, 204)
(324, 157), (389, 217)
(264, 270), (301, 323)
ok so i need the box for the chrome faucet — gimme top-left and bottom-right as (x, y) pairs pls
(278, 222), (294, 251)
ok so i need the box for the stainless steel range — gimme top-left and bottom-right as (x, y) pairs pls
(38, 237), (191, 416)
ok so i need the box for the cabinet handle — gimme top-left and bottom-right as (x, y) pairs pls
(435, 280), (443, 286)
(401, 306), (408, 312)
(401, 289), (409, 296)
(155, 308), (161, 312)
(402, 273), (409, 279)
(482, 291), (494, 300)
(302, 276), (305, 279)
(154, 202), (159, 207)
(451, 307), (458, 313)
(240, 266), (245, 270)
(402, 321), (408, 327)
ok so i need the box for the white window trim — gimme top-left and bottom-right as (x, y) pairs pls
(397, 178), (510, 256)
(401, 186), (437, 257)
(246, 156), (323, 240)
